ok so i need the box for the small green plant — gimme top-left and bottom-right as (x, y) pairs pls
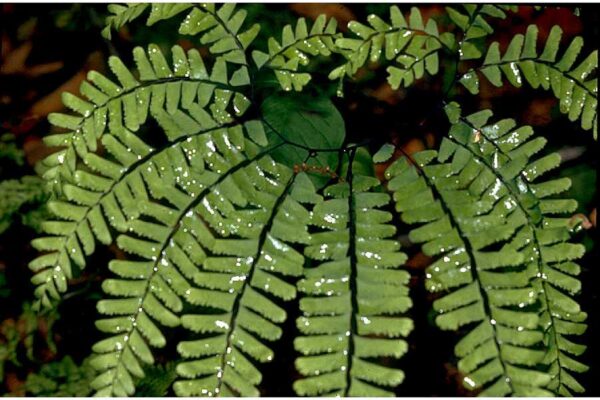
(16, 356), (95, 396)
(26, 4), (596, 397)
(0, 134), (50, 234)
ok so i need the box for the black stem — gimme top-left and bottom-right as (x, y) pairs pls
(343, 148), (358, 396)
(396, 146), (515, 394)
(215, 151), (312, 394)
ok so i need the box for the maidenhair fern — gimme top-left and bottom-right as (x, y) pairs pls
(329, 6), (445, 91)
(27, 3), (595, 397)
(295, 158), (412, 396)
(459, 24), (598, 138)
(446, 5), (517, 61)
(252, 15), (339, 91)
(384, 104), (587, 396)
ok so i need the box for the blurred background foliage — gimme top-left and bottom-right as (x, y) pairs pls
(0, 3), (597, 396)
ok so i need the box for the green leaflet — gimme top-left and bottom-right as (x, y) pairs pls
(102, 3), (149, 39)
(373, 143), (395, 163)
(460, 24), (598, 138)
(446, 5), (515, 60)
(294, 158), (412, 396)
(330, 6), (443, 91)
(253, 15), (340, 91)
(103, 4), (260, 67)
(30, 43), (253, 310)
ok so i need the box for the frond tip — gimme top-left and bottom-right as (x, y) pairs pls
(253, 15), (339, 92)
(460, 24), (598, 138)
(330, 6), (443, 91)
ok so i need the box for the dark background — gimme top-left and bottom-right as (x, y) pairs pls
(0, 3), (597, 396)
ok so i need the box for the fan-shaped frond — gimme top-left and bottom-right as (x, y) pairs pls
(30, 45), (253, 309)
(384, 145), (539, 395)
(294, 163), (412, 396)
(88, 124), (301, 396)
(252, 15), (339, 92)
(459, 25), (598, 138)
(329, 6), (444, 91)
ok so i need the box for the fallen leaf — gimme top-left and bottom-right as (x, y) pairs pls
(0, 41), (32, 74)
(5, 372), (25, 396)
(522, 98), (556, 126)
(27, 69), (86, 118)
(402, 137), (425, 155)
(27, 50), (104, 120)
(406, 252), (432, 270)
(368, 82), (403, 105)
(23, 136), (57, 166)
(0, 41), (63, 77)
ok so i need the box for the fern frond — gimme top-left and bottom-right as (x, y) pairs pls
(329, 6), (445, 91)
(174, 169), (316, 397)
(102, 3), (150, 39)
(43, 43), (251, 194)
(30, 44), (253, 309)
(459, 25), (598, 138)
(89, 125), (295, 396)
(252, 15), (340, 92)
(446, 5), (516, 60)
(442, 103), (588, 396)
(294, 166), (412, 396)
(104, 4), (260, 68)
(385, 146), (546, 395)
(385, 103), (587, 396)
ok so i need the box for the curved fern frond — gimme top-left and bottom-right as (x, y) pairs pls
(386, 150), (549, 396)
(459, 25), (598, 138)
(294, 162), (412, 396)
(89, 126), (294, 396)
(442, 103), (588, 395)
(30, 44), (253, 309)
(252, 15), (340, 92)
(102, 3), (150, 39)
(43, 43), (251, 194)
(330, 6), (445, 91)
(174, 169), (316, 397)
(385, 103), (587, 396)
(103, 3), (260, 68)
(446, 5), (516, 60)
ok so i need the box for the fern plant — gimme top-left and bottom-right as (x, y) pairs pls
(26, 3), (596, 397)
